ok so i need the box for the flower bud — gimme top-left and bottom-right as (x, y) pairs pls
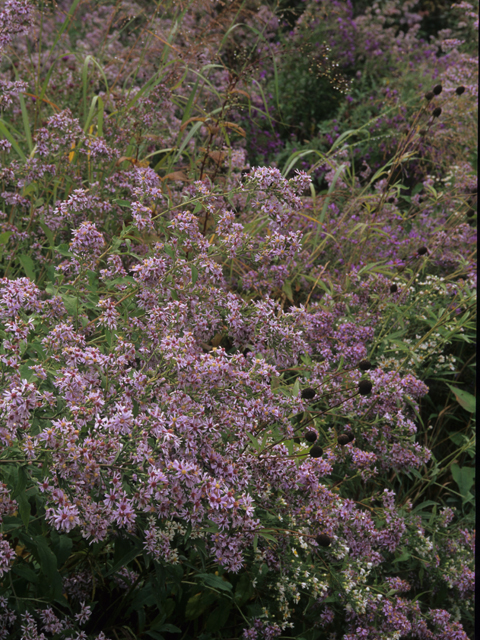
(358, 380), (373, 395)
(309, 445), (323, 458)
(316, 534), (332, 547)
(359, 359), (372, 371)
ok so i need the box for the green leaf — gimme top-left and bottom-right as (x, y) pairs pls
(164, 245), (175, 260)
(33, 535), (64, 600)
(0, 231), (11, 244)
(16, 491), (30, 528)
(191, 264), (199, 286)
(113, 199), (132, 208)
(18, 254), (36, 280)
(61, 294), (79, 317)
(235, 572), (254, 606)
(206, 602), (233, 632)
(107, 538), (143, 576)
(12, 563), (39, 583)
(451, 464), (475, 503)
(0, 119), (26, 160)
(12, 465), (28, 499)
(392, 548), (411, 564)
(447, 385), (476, 413)
(55, 243), (73, 257)
(197, 573), (233, 593)
(282, 280), (293, 303)
(185, 591), (215, 620)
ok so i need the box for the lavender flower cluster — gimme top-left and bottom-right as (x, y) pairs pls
(0, 0), (475, 638)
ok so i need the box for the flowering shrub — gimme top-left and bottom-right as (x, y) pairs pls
(0, 0), (475, 639)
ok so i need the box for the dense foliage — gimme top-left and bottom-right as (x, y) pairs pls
(0, 1), (476, 639)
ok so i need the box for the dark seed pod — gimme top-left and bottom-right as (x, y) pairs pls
(316, 533), (332, 547)
(337, 434), (350, 446)
(424, 91), (434, 101)
(301, 388), (316, 400)
(305, 431), (317, 443)
(346, 432), (355, 443)
(388, 196), (395, 203)
(455, 86), (465, 95)
(432, 107), (442, 118)
(309, 445), (324, 458)
(358, 379), (373, 395)
(417, 246), (428, 255)
(433, 84), (442, 95)
(390, 284), (398, 293)
(466, 208), (475, 217)
(359, 359), (372, 371)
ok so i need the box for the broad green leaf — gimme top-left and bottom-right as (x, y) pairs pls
(206, 602), (233, 632)
(392, 548), (411, 564)
(234, 572), (254, 606)
(197, 573), (232, 592)
(447, 385), (476, 413)
(33, 535), (64, 600)
(18, 254), (36, 280)
(451, 464), (475, 503)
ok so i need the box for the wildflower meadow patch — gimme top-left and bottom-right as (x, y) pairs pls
(0, 0), (476, 639)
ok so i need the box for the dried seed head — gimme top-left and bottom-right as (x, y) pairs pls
(466, 208), (475, 218)
(359, 359), (372, 371)
(390, 284), (398, 293)
(337, 434), (350, 446)
(432, 107), (442, 118)
(316, 533), (332, 547)
(455, 86), (465, 95)
(424, 91), (434, 101)
(433, 84), (442, 95)
(417, 246), (428, 255)
(358, 379), (373, 395)
(309, 445), (324, 458)
(388, 196), (395, 203)
(305, 431), (317, 443)
(301, 387), (316, 400)
(346, 432), (355, 443)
